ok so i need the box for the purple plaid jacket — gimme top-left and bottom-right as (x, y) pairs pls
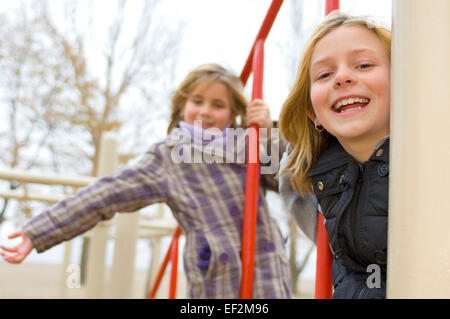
(23, 129), (291, 298)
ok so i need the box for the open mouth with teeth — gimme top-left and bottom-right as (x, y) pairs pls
(332, 97), (370, 113)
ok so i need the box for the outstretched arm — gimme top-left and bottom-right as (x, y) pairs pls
(0, 230), (34, 264)
(23, 143), (169, 254)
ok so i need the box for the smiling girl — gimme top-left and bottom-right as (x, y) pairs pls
(279, 12), (391, 298)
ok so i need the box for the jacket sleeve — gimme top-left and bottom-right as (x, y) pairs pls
(23, 144), (168, 253)
(279, 145), (318, 243)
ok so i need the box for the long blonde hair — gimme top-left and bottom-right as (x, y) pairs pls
(167, 63), (248, 133)
(279, 12), (391, 195)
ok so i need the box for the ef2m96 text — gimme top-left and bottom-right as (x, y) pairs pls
(224, 303), (269, 314)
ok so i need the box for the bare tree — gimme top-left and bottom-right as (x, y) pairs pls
(38, 0), (183, 175)
(0, 0), (183, 225)
(0, 4), (77, 223)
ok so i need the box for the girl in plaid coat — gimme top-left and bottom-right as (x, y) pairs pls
(1, 64), (291, 299)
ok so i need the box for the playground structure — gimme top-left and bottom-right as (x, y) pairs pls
(1, 0), (450, 299)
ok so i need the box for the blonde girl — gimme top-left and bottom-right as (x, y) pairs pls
(1, 63), (291, 299)
(279, 12), (391, 298)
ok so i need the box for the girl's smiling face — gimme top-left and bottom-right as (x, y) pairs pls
(309, 25), (390, 148)
(182, 80), (235, 131)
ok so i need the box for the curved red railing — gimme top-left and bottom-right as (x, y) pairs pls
(239, 0), (283, 299)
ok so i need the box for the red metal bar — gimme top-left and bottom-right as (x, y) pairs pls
(240, 39), (264, 299)
(314, 212), (333, 298)
(239, 0), (284, 299)
(169, 229), (181, 299)
(240, 0), (284, 85)
(313, 0), (340, 300)
(147, 226), (182, 299)
(325, 0), (340, 15)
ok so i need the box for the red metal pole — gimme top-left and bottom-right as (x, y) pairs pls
(313, 0), (340, 300)
(169, 229), (180, 299)
(239, 0), (284, 299)
(325, 0), (340, 15)
(240, 39), (264, 299)
(314, 212), (333, 298)
(147, 226), (182, 299)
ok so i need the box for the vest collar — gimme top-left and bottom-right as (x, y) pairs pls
(309, 136), (390, 177)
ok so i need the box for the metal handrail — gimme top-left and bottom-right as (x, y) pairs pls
(239, 0), (284, 299)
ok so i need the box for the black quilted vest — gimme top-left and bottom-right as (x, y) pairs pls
(309, 137), (389, 299)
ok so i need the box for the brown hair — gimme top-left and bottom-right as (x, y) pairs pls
(167, 63), (248, 133)
(279, 12), (391, 195)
